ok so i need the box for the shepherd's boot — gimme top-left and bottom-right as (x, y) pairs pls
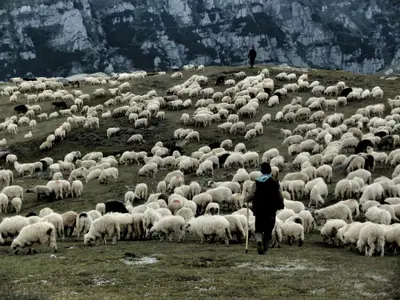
(263, 238), (270, 254)
(255, 233), (264, 255)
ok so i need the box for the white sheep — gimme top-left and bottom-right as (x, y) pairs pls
(84, 214), (121, 245)
(281, 217), (305, 246)
(186, 215), (232, 245)
(314, 204), (353, 224)
(11, 222), (57, 254)
(365, 206), (391, 225)
(356, 222), (385, 257)
(0, 215), (30, 240)
(149, 215), (186, 242)
(320, 219), (348, 245)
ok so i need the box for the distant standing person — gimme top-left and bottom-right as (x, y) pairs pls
(248, 46), (257, 68)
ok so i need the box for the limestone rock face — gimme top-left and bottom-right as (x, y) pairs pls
(1, 0), (399, 78)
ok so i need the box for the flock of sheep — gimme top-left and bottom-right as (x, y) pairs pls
(0, 63), (399, 258)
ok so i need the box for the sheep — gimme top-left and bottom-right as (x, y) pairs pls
(298, 210), (315, 233)
(10, 197), (22, 213)
(39, 207), (54, 218)
(71, 180), (83, 198)
(186, 215), (232, 245)
(11, 222), (57, 254)
(138, 162), (158, 178)
(84, 214), (121, 245)
(314, 204), (353, 224)
(224, 214), (247, 243)
(281, 217), (304, 246)
(176, 207), (195, 222)
(0, 215), (30, 241)
(283, 199), (305, 213)
(75, 212), (93, 240)
(365, 206), (391, 225)
(276, 208), (296, 222)
(196, 160), (214, 176)
(61, 211), (78, 237)
(38, 212), (64, 237)
(206, 186), (233, 209)
(320, 219), (348, 245)
(192, 193), (213, 214)
(143, 208), (162, 234)
(147, 215), (186, 242)
(356, 222), (385, 257)
(1, 185), (23, 201)
(133, 183), (148, 200)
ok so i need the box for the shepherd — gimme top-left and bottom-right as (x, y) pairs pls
(245, 162), (284, 255)
(248, 46), (257, 69)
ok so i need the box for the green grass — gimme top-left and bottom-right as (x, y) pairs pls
(0, 65), (399, 299)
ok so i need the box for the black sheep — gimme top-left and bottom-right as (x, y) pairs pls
(217, 153), (230, 166)
(340, 87), (353, 97)
(68, 80), (80, 88)
(14, 104), (28, 114)
(208, 142), (221, 149)
(363, 154), (375, 171)
(273, 91), (283, 100)
(104, 200), (129, 214)
(215, 76), (225, 85)
(378, 135), (394, 150)
(374, 131), (388, 138)
(355, 140), (374, 154)
(52, 101), (68, 110)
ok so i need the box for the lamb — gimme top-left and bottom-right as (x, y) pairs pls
(11, 222), (57, 254)
(149, 215), (186, 242)
(84, 214), (121, 245)
(356, 222), (385, 257)
(186, 215), (232, 245)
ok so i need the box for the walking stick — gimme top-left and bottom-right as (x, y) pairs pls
(245, 200), (249, 254)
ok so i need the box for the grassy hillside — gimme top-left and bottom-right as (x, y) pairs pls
(0, 65), (399, 300)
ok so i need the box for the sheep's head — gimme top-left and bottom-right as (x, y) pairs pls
(10, 240), (21, 254)
(83, 234), (96, 246)
(185, 223), (192, 233)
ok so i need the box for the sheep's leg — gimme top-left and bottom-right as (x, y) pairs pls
(287, 236), (292, 246)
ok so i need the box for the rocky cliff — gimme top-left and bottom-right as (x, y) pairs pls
(1, 0), (400, 79)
